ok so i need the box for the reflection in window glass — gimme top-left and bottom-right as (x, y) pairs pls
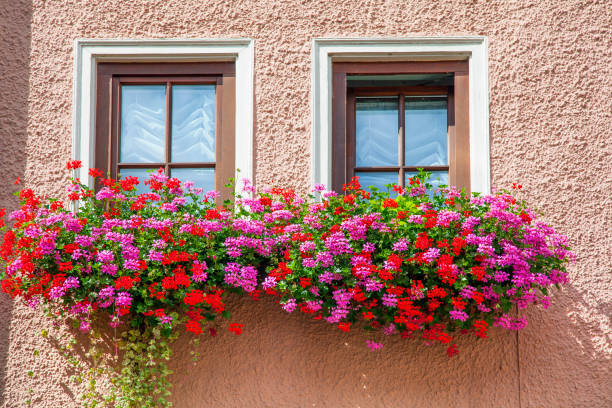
(354, 171), (398, 193)
(171, 168), (215, 194)
(404, 97), (448, 166)
(355, 97), (398, 166)
(405, 171), (449, 194)
(171, 85), (216, 163)
(120, 85), (166, 163)
(118, 168), (155, 195)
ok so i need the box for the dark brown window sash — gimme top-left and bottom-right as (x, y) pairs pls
(348, 88), (450, 187)
(95, 63), (236, 202)
(332, 61), (470, 194)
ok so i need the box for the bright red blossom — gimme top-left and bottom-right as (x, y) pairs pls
(115, 276), (135, 291)
(228, 323), (243, 335)
(338, 322), (351, 332)
(88, 168), (103, 178)
(186, 320), (202, 336)
(447, 344), (459, 357)
(183, 290), (205, 306)
(382, 198), (398, 208)
(66, 160), (82, 170)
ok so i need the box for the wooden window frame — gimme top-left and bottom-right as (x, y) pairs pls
(332, 61), (470, 193)
(95, 62), (236, 201)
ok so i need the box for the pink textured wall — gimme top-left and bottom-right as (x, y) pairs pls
(1, 0), (611, 407)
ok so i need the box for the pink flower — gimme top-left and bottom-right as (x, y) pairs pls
(423, 247), (440, 263)
(95, 187), (115, 200)
(312, 183), (326, 192)
(282, 298), (297, 313)
(449, 310), (468, 321)
(79, 321), (91, 333)
(262, 276), (277, 290)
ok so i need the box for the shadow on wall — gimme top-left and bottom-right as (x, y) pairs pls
(561, 284), (612, 360)
(0, 0), (32, 404)
(519, 282), (612, 407)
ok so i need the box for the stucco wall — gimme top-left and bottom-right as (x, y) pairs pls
(1, 0), (611, 407)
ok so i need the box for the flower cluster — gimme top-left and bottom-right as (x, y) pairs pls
(249, 176), (573, 355)
(0, 167), (261, 341)
(1, 166), (573, 353)
(0, 163), (573, 404)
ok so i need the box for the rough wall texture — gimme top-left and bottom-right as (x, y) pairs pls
(0, 1), (30, 406)
(0, 0), (611, 407)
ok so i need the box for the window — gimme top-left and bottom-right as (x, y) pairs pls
(311, 38), (490, 194)
(331, 61), (470, 193)
(72, 39), (255, 198)
(95, 62), (236, 200)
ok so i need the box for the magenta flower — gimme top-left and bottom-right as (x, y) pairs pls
(449, 310), (469, 321)
(423, 247), (440, 263)
(282, 298), (297, 313)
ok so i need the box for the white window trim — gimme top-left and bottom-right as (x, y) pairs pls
(311, 37), (490, 194)
(73, 38), (254, 190)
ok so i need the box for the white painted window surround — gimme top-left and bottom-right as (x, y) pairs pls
(311, 37), (490, 194)
(72, 39), (254, 189)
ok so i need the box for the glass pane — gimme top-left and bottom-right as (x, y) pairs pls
(171, 168), (215, 193)
(120, 85), (166, 163)
(118, 168), (155, 195)
(171, 85), (216, 162)
(405, 171), (449, 193)
(355, 97), (398, 166)
(354, 172), (398, 193)
(404, 97), (448, 166)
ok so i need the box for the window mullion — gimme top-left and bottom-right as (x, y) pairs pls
(398, 94), (405, 187)
(165, 81), (172, 175)
(214, 77), (221, 193)
(111, 78), (121, 180)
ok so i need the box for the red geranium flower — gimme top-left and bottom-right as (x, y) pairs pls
(161, 276), (177, 291)
(115, 276), (135, 291)
(382, 198), (398, 208)
(66, 160), (82, 170)
(415, 233), (432, 250)
(228, 323), (243, 335)
(473, 320), (489, 338)
(186, 320), (202, 336)
(470, 266), (486, 281)
(338, 322), (351, 332)
(119, 176), (139, 191)
(88, 168), (103, 178)
(183, 290), (205, 306)
(363, 311), (374, 320)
